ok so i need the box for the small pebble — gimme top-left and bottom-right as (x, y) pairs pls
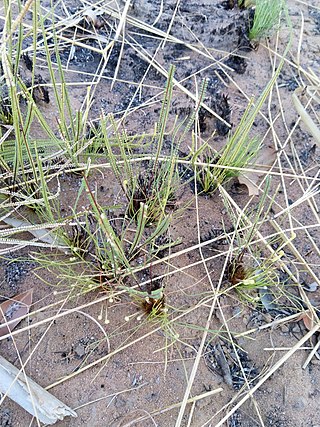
(280, 324), (290, 334)
(304, 282), (318, 292)
(292, 397), (307, 410)
(114, 396), (126, 408)
(232, 306), (242, 317)
(74, 343), (86, 358)
(291, 324), (301, 334)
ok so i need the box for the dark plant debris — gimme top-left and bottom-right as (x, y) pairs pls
(225, 54), (248, 74)
(22, 53), (33, 72)
(214, 93), (232, 136)
(26, 74), (50, 104)
(205, 337), (257, 389)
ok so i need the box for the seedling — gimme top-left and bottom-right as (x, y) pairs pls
(68, 213), (95, 257)
(141, 295), (166, 318)
(228, 252), (250, 286)
(249, 0), (285, 41)
(227, 248), (283, 305)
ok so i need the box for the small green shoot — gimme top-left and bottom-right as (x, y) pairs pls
(249, 0), (285, 41)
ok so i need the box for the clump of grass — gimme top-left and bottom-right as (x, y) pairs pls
(194, 42), (294, 196)
(34, 203), (174, 294)
(221, 180), (292, 308)
(7, 60), (184, 295)
(126, 160), (178, 222)
(102, 66), (182, 225)
(101, 112), (180, 225)
(227, 249), (280, 304)
(77, 178), (172, 277)
(195, 100), (261, 195)
(196, 136), (260, 194)
(249, 0), (285, 41)
(35, 171), (178, 294)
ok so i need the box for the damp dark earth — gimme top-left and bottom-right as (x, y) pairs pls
(0, 1), (320, 426)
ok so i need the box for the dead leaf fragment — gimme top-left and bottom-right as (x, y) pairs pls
(298, 310), (316, 331)
(238, 145), (276, 196)
(1, 216), (69, 252)
(292, 86), (320, 147)
(303, 281), (318, 292)
(0, 355), (77, 424)
(0, 289), (33, 337)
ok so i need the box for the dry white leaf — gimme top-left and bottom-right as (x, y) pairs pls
(1, 216), (68, 251)
(0, 355), (77, 424)
(292, 87), (320, 147)
(83, 8), (99, 26)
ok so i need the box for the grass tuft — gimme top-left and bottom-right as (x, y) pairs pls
(195, 99), (261, 194)
(196, 136), (260, 194)
(249, 0), (285, 41)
